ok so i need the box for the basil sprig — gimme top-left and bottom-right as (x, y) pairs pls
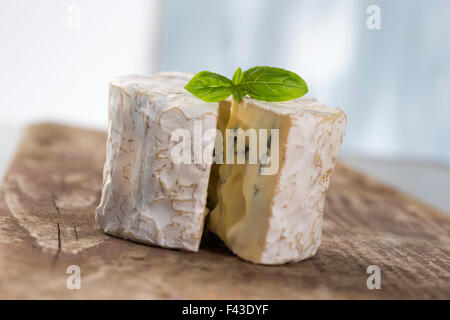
(184, 66), (308, 103)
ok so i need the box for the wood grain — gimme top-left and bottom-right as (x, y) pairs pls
(0, 123), (448, 299)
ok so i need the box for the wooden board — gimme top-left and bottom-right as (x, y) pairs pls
(0, 123), (449, 299)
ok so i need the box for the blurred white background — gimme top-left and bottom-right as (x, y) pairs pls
(0, 0), (161, 127)
(0, 0), (449, 211)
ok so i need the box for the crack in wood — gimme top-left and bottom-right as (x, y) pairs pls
(51, 193), (63, 266)
(56, 222), (61, 252)
(51, 222), (62, 268)
(51, 193), (62, 218)
(73, 226), (78, 242)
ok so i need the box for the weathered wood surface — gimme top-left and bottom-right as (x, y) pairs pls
(0, 123), (449, 299)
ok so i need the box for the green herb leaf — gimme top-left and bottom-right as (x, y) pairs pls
(232, 86), (245, 103)
(184, 67), (308, 103)
(184, 71), (233, 102)
(231, 67), (244, 86)
(231, 67), (245, 102)
(241, 66), (308, 102)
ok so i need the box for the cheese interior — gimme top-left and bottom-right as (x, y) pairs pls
(206, 97), (346, 264)
(207, 99), (290, 261)
(206, 101), (231, 210)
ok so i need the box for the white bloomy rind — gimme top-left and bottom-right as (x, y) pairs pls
(260, 98), (346, 264)
(96, 72), (219, 251)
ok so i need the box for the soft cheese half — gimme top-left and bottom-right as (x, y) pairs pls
(208, 97), (346, 264)
(96, 72), (219, 251)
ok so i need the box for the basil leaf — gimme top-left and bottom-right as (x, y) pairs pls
(184, 67), (309, 104)
(232, 67), (244, 86)
(184, 71), (233, 102)
(241, 66), (308, 102)
(232, 86), (245, 103)
(231, 68), (245, 102)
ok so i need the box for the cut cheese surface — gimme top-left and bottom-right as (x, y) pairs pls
(96, 72), (219, 251)
(208, 97), (346, 264)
